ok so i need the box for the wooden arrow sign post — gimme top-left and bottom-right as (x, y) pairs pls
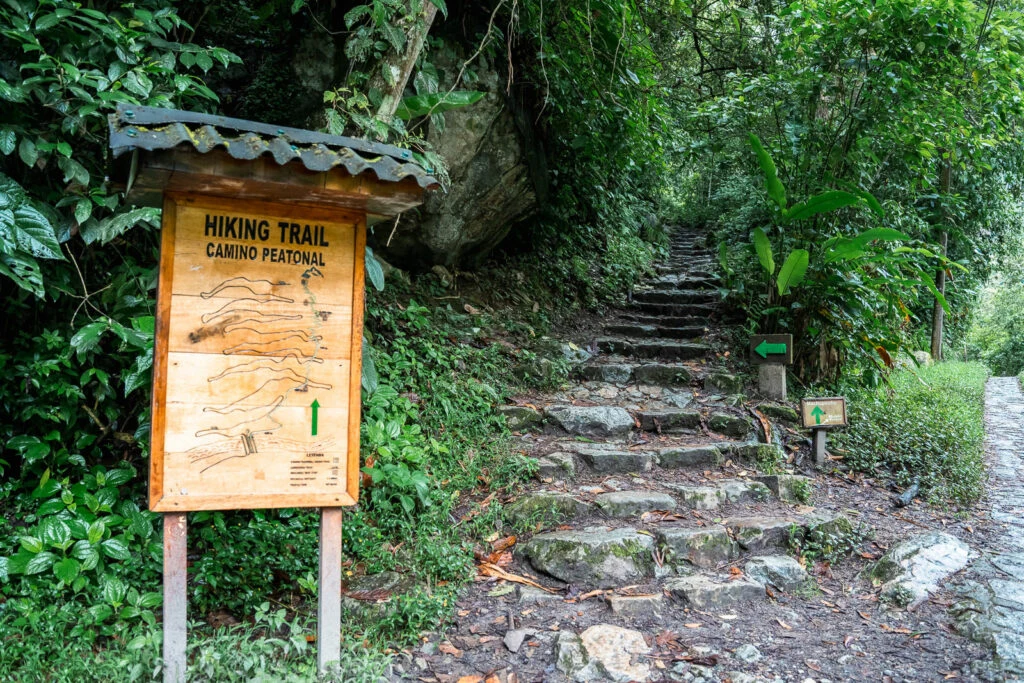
(750, 334), (793, 401)
(108, 105), (436, 682)
(800, 397), (848, 467)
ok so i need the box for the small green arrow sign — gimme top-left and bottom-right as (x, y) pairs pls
(810, 405), (824, 425)
(310, 399), (320, 436)
(755, 339), (788, 359)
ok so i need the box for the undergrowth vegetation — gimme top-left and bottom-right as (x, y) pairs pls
(831, 362), (989, 506)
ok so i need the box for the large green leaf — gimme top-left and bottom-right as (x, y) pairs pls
(851, 228), (910, 245)
(12, 204), (63, 259)
(918, 268), (950, 314)
(748, 133), (786, 209)
(777, 249), (810, 295)
(365, 246), (384, 291)
(53, 557), (81, 584)
(752, 227), (775, 276)
(0, 252), (43, 297)
(361, 337), (378, 395)
(394, 90), (485, 120)
(81, 207), (160, 245)
(782, 191), (863, 224)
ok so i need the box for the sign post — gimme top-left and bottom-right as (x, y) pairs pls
(750, 334), (793, 401)
(800, 397), (848, 467)
(109, 105), (436, 680)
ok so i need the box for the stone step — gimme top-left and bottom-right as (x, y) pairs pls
(574, 361), (697, 386)
(657, 526), (738, 568)
(665, 479), (772, 509)
(648, 277), (718, 291)
(574, 445), (655, 473)
(597, 338), (711, 361)
(605, 323), (707, 340)
(544, 405), (634, 437)
(726, 512), (852, 553)
(630, 302), (719, 317)
(655, 267), (715, 279)
(632, 289), (719, 305)
(657, 445), (724, 468)
(664, 574), (766, 607)
(521, 527), (656, 588)
(619, 313), (710, 328)
(594, 490), (677, 517)
(636, 409), (700, 432)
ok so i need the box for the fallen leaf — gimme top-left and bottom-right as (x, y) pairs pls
(729, 566), (743, 576)
(880, 624), (913, 634)
(806, 659), (822, 672)
(457, 677), (482, 683)
(776, 618), (792, 630)
(479, 635), (499, 643)
(485, 676), (500, 683)
(940, 671), (960, 679)
(844, 635), (856, 647)
(464, 304), (481, 315)
(458, 610), (471, 617)
(578, 589), (605, 601)
(477, 562), (558, 593)
(439, 642), (463, 658)
(858, 611), (872, 621)
(965, 526), (974, 533)
(684, 623), (702, 629)
(492, 535), (517, 553)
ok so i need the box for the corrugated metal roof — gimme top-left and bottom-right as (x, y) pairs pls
(108, 104), (438, 189)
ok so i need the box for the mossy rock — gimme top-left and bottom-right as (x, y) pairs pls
(522, 528), (656, 588)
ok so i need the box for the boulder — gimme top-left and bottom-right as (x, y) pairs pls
(727, 517), (797, 553)
(870, 531), (976, 606)
(637, 409), (700, 432)
(545, 405), (634, 437)
(666, 480), (771, 510)
(523, 528), (655, 588)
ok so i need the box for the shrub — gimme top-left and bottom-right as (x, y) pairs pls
(830, 362), (988, 505)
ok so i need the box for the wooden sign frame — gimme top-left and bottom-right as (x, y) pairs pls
(800, 397), (848, 429)
(149, 193), (364, 512)
(750, 334), (794, 365)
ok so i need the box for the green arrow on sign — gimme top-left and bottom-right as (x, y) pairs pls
(755, 339), (788, 359)
(311, 399), (320, 436)
(810, 405), (824, 425)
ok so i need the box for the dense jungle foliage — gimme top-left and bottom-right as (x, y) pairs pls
(2, 0), (1024, 678)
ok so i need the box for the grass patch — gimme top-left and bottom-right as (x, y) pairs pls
(831, 361), (989, 505)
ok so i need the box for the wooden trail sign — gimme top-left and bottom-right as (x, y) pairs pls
(109, 104), (437, 681)
(151, 195), (364, 511)
(750, 334), (793, 364)
(800, 397), (848, 429)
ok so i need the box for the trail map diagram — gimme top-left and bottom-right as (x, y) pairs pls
(184, 273), (335, 473)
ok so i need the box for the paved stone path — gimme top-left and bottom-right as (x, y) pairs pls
(953, 377), (1024, 679)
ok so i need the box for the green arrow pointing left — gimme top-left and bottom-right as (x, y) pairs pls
(755, 339), (787, 359)
(311, 399), (320, 436)
(810, 405), (824, 425)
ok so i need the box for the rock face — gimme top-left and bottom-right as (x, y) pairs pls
(870, 531), (976, 606)
(545, 405), (634, 437)
(556, 625), (652, 682)
(522, 528), (655, 588)
(377, 61), (541, 269)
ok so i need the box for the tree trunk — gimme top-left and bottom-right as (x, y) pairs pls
(367, 3), (439, 126)
(930, 158), (952, 361)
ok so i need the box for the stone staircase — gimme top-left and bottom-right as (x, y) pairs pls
(488, 227), (843, 681)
